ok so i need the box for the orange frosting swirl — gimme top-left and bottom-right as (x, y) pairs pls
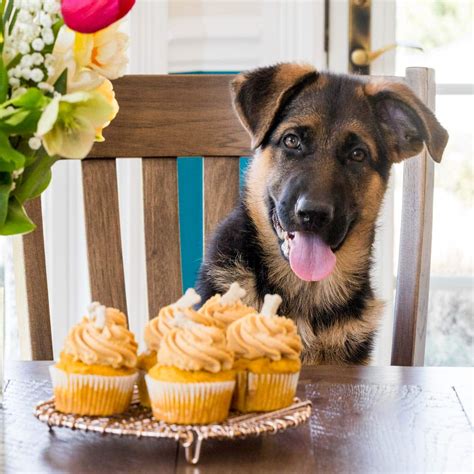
(227, 313), (302, 361)
(158, 323), (234, 373)
(198, 294), (255, 329)
(64, 307), (138, 369)
(144, 306), (213, 352)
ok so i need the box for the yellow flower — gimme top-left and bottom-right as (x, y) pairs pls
(37, 91), (115, 159)
(92, 78), (119, 141)
(74, 22), (128, 80)
(49, 26), (105, 92)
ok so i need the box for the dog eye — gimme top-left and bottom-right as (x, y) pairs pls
(349, 148), (367, 162)
(283, 134), (301, 150)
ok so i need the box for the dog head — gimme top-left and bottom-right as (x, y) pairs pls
(232, 63), (448, 282)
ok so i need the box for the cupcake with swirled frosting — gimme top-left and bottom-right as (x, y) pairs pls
(145, 312), (235, 424)
(227, 294), (302, 412)
(198, 282), (255, 330)
(137, 288), (207, 406)
(49, 302), (138, 415)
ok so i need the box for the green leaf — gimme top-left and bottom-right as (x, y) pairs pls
(0, 195), (36, 235)
(2, 0), (13, 24)
(54, 68), (68, 94)
(0, 131), (25, 171)
(0, 58), (8, 102)
(0, 108), (42, 134)
(14, 151), (57, 203)
(7, 7), (18, 35)
(8, 87), (48, 109)
(0, 170), (12, 226)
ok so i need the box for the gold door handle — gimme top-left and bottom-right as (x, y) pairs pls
(351, 42), (424, 67)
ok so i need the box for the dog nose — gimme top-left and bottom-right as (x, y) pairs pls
(295, 197), (334, 229)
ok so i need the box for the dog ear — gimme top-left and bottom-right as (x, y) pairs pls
(231, 63), (318, 149)
(365, 81), (448, 163)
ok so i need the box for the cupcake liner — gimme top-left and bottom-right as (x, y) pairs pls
(137, 369), (151, 407)
(232, 371), (300, 412)
(49, 366), (138, 416)
(145, 375), (235, 424)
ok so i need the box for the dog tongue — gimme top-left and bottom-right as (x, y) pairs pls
(289, 232), (336, 281)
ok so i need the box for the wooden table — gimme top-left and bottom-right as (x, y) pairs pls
(2, 362), (473, 473)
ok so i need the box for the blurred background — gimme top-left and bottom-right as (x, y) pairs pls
(1, 0), (472, 366)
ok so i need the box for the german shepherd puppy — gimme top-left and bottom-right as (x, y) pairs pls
(196, 63), (448, 365)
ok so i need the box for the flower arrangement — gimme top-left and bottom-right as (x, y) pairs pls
(0, 0), (135, 235)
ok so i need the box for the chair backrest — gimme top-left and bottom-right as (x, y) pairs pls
(20, 69), (437, 366)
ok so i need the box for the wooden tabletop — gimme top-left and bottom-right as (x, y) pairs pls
(2, 362), (473, 473)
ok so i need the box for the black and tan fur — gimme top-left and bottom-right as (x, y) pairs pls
(197, 63), (448, 365)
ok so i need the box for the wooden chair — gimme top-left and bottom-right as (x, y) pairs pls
(20, 68), (437, 366)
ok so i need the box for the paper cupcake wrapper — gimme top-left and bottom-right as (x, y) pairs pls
(232, 371), (300, 412)
(137, 369), (151, 407)
(145, 375), (235, 424)
(49, 366), (138, 416)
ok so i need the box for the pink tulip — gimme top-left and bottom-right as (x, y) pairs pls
(61, 0), (135, 34)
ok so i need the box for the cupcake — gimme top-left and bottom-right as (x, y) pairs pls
(198, 282), (255, 330)
(50, 302), (138, 416)
(137, 288), (204, 406)
(145, 313), (235, 424)
(227, 294), (302, 412)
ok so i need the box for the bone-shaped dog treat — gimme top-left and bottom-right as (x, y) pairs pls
(88, 301), (106, 329)
(173, 288), (202, 309)
(220, 282), (247, 305)
(261, 294), (283, 317)
(171, 311), (201, 329)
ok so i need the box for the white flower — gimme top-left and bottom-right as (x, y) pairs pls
(44, 0), (59, 14)
(31, 52), (44, 65)
(20, 54), (34, 67)
(37, 91), (115, 159)
(9, 78), (20, 88)
(28, 137), (42, 150)
(27, 0), (42, 12)
(42, 27), (54, 45)
(39, 12), (52, 28)
(32, 38), (44, 51)
(21, 68), (31, 80)
(18, 10), (31, 22)
(30, 68), (44, 82)
(19, 41), (30, 54)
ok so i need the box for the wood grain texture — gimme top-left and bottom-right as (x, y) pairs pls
(22, 198), (53, 360)
(2, 377), (178, 474)
(89, 75), (251, 158)
(392, 68), (436, 366)
(306, 381), (472, 473)
(203, 156), (240, 247)
(82, 159), (127, 314)
(143, 158), (182, 318)
(5, 362), (473, 474)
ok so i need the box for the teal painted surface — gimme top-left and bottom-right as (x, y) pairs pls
(177, 157), (252, 289)
(177, 157), (203, 290)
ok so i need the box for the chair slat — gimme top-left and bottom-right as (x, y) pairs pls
(143, 158), (182, 318)
(82, 159), (128, 315)
(203, 157), (240, 248)
(391, 68), (435, 366)
(22, 197), (53, 360)
(90, 75), (250, 158)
